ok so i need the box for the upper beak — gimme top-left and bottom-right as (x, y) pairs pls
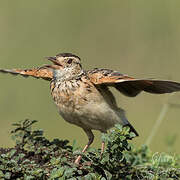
(46, 56), (56, 62)
(45, 56), (61, 66)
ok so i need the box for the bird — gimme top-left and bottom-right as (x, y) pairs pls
(1, 52), (180, 164)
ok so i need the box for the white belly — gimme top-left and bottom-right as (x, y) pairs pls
(58, 101), (125, 132)
(51, 79), (128, 132)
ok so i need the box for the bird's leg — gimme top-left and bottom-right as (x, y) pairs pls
(100, 131), (107, 156)
(74, 129), (94, 164)
(101, 141), (105, 156)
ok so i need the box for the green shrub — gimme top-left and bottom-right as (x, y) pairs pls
(0, 119), (180, 180)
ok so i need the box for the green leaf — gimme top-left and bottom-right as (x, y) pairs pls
(0, 170), (4, 178)
(50, 167), (64, 179)
(8, 149), (17, 158)
(4, 172), (11, 179)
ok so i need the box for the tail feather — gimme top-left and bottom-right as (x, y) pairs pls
(0, 66), (53, 81)
(124, 123), (139, 137)
(116, 108), (139, 137)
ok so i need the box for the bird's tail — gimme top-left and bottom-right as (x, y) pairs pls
(124, 123), (139, 137)
(0, 66), (53, 81)
(117, 108), (139, 137)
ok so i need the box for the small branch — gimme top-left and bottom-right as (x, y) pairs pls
(145, 94), (174, 146)
(145, 103), (169, 146)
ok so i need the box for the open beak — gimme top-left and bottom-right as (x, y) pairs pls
(47, 56), (56, 61)
(45, 57), (61, 66)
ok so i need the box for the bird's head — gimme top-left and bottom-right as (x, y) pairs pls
(46, 53), (83, 79)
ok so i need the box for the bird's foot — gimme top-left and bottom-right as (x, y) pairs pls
(74, 155), (82, 165)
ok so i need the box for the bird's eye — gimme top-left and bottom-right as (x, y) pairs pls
(67, 58), (73, 64)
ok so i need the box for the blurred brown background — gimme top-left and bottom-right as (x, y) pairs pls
(0, 0), (180, 152)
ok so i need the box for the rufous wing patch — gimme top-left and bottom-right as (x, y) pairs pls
(0, 65), (53, 81)
(87, 68), (135, 85)
(87, 68), (180, 97)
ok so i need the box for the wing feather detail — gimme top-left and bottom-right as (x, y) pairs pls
(87, 68), (180, 97)
(0, 66), (53, 81)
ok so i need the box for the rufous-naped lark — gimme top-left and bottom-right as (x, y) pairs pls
(1, 53), (180, 164)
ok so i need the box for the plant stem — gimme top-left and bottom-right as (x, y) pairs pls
(145, 94), (173, 146)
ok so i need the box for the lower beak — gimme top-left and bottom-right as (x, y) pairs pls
(45, 57), (61, 66)
(46, 56), (56, 62)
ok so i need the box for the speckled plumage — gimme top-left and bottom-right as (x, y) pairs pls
(50, 73), (127, 133)
(1, 52), (180, 164)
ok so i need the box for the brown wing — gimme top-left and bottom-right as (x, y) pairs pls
(87, 68), (180, 97)
(0, 65), (53, 81)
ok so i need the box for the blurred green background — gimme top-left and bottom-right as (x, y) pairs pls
(0, 0), (180, 153)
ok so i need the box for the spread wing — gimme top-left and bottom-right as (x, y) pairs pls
(87, 68), (180, 97)
(0, 65), (53, 81)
